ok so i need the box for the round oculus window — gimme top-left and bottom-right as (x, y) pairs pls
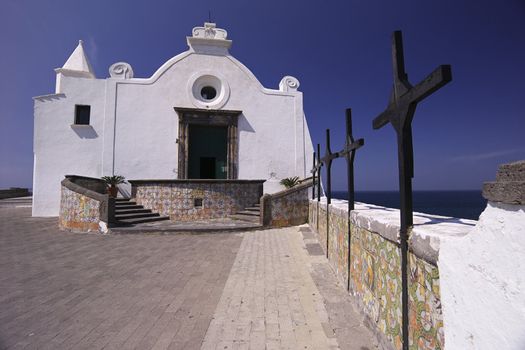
(188, 73), (230, 109)
(200, 86), (217, 100)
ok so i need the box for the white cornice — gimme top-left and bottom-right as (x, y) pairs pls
(55, 68), (95, 79)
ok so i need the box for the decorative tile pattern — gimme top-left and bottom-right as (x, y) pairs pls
(408, 253), (443, 350)
(327, 207), (349, 286)
(317, 204), (328, 255)
(308, 200), (317, 229)
(308, 200), (443, 350)
(268, 187), (309, 227)
(59, 186), (100, 232)
(134, 182), (262, 222)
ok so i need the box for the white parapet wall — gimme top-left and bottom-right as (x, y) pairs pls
(307, 161), (525, 350)
(439, 202), (525, 349)
(439, 161), (525, 350)
(309, 197), (475, 350)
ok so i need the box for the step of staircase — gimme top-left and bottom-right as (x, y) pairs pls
(116, 216), (171, 225)
(115, 201), (138, 206)
(115, 208), (152, 215)
(235, 210), (259, 216)
(114, 204), (143, 210)
(113, 198), (170, 226)
(115, 212), (161, 220)
(244, 206), (260, 212)
(229, 203), (261, 223)
(229, 213), (260, 223)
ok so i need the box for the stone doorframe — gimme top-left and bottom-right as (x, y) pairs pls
(174, 107), (241, 180)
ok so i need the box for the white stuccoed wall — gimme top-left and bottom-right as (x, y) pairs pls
(33, 78), (106, 216)
(33, 23), (314, 216)
(439, 201), (525, 350)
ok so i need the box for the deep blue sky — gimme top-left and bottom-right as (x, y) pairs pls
(1, 0), (524, 190)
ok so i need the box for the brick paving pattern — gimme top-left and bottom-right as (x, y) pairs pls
(201, 227), (340, 350)
(0, 199), (242, 350)
(0, 199), (378, 350)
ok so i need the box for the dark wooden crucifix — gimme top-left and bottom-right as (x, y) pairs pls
(320, 114), (364, 262)
(320, 130), (339, 257)
(311, 145), (323, 200)
(311, 144), (323, 201)
(372, 31), (452, 350)
(338, 109), (364, 291)
(311, 151), (316, 200)
(339, 109), (364, 213)
(321, 129), (338, 205)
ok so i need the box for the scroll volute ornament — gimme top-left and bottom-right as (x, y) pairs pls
(109, 62), (134, 79)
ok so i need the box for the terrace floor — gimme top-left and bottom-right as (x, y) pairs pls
(0, 198), (378, 350)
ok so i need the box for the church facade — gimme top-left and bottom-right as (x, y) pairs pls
(33, 23), (314, 217)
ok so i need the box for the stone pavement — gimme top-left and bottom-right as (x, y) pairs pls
(111, 217), (261, 234)
(0, 198), (378, 350)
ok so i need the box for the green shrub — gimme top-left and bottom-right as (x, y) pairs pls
(101, 175), (126, 186)
(280, 176), (300, 189)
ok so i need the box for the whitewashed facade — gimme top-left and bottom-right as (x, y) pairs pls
(33, 22), (314, 217)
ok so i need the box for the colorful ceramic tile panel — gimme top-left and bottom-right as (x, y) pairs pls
(308, 200), (444, 350)
(317, 204), (328, 255)
(59, 186), (100, 232)
(308, 200), (320, 233)
(269, 187), (309, 227)
(134, 182), (262, 222)
(408, 253), (443, 350)
(327, 207), (349, 286)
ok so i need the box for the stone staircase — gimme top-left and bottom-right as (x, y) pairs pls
(229, 203), (261, 224)
(114, 198), (170, 226)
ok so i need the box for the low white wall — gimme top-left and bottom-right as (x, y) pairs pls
(439, 201), (525, 349)
(311, 191), (525, 349)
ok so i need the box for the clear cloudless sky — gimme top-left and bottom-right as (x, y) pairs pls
(1, 0), (524, 191)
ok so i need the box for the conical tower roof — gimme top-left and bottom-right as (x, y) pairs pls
(59, 40), (95, 78)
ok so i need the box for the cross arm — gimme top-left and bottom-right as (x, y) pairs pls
(407, 64), (452, 104)
(321, 152), (340, 164)
(339, 138), (364, 156)
(372, 107), (395, 130)
(311, 162), (323, 173)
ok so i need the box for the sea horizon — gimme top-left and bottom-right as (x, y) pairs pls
(331, 190), (486, 220)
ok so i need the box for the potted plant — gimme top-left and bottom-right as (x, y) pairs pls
(101, 175), (126, 198)
(280, 176), (300, 189)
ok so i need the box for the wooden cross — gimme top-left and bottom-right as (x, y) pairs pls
(372, 31), (452, 350)
(321, 129), (338, 205)
(310, 144), (323, 201)
(338, 109), (364, 212)
(335, 109), (364, 291)
(311, 151), (316, 200)
(309, 146), (321, 233)
(320, 129), (339, 257)
(373, 30), (452, 230)
(316, 144), (322, 201)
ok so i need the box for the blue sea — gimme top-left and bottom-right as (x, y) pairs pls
(332, 190), (486, 220)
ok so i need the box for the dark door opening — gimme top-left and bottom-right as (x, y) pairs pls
(200, 157), (216, 178)
(188, 125), (228, 179)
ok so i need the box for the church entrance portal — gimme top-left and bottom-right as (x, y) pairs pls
(188, 125), (227, 179)
(175, 107), (240, 180)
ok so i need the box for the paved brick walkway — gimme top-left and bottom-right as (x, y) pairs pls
(0, 199), (378, 350)
(0, 199), (242, 350)
(202, 227), (339, 350)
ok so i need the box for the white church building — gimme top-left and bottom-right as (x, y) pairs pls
(33, 22), (314, 217)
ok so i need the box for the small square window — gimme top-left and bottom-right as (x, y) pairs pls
(194, 198), (203, 208)
(75, 105), (91, 125)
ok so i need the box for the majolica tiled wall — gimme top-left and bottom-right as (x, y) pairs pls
(263, 184), (310, 227)
(134, 182), (262, 222)
(308, 200), (443, 350)
(59, 186), (101, 232)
